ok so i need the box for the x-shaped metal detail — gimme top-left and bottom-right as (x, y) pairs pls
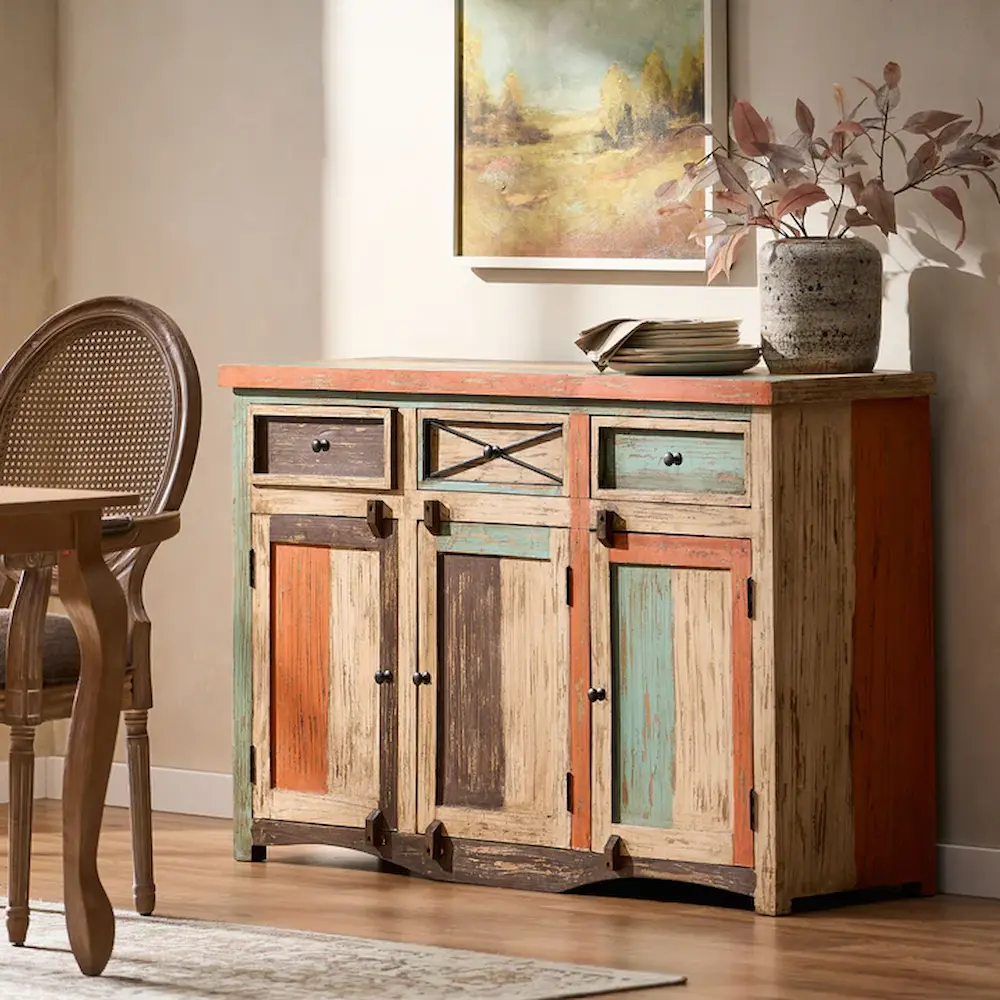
(425, 420), (563, 485)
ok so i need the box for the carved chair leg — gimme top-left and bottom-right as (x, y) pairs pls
(125, 709), (155, 916)
(6, 725), (36, 945)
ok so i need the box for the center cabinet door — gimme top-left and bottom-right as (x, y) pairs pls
(417, 522), (571, 848)
(251, 514), (398, 830)
(591, 533), (754, 868)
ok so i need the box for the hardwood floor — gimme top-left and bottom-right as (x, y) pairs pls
(2, 802), (998, 998)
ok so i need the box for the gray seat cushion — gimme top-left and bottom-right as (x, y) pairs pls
(0, 609), (81, 688)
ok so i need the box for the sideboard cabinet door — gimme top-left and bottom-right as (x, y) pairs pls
(251, 513), (399, 830)
(416, 522), (571, 848)
(590, 533), (753, 867)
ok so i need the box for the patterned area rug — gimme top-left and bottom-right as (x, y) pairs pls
(0, 901), (685, 999)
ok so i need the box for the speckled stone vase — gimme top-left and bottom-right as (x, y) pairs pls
(759, 237), (883, 374)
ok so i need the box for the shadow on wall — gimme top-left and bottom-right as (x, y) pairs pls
(909, 266), (1000, 847)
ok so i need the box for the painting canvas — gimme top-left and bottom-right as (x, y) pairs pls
(456, 0), (724, 269)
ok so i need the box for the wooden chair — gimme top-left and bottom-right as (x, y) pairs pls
(0, 297), (200, 944)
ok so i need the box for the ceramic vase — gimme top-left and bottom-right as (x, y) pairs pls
(759, 237), (882, 374)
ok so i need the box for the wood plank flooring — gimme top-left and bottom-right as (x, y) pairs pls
(2, 802), (999, 998)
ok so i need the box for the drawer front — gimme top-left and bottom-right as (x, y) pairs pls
(594, 418), (749, 505)
(419, 409), (568, 495)
(252, 406), (394, 489)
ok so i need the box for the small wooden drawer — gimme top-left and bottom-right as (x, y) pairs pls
(593, 416), (749, 506)
(251, 405), (395, 489)
(419, 409), (569, 495)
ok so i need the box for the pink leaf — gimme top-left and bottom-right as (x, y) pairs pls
(859, 179), (897, 235)
(775, 183), (830, 219)
(732, 100), (770, 156)
(845, 208), (880, 229)
(723, 227), (750, 275)
(961, 174), (972, 189)
(760, 142), (808, 170)
(883, 62), (902, 88)
(855, 77), (880, 98)
(795, 99), (815, 138)
(902, 110), (964, 134)
(713, 152), (762, 213)
(876, 86), (901, 115)
(839, 171), (865, 203)
(937, 119), (972, 146)
(931, 186), (967, 249)
(976, 99), (985, 135)
(655, 179), (679, 199)
(714, 190), (750, 213)
(706, 234), (732, 283)
(832, 120), (866, 136)
(689, 215), (729, 239)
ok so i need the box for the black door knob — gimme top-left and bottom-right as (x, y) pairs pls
(374, 670), (393, 685)
(412, 671), (432, 686)
(662, 451), (683, 467)
(311, 438), (330, 453)
(587, 687), (607, 703)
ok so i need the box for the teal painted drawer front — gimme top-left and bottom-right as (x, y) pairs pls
(594, 418), (748, 504)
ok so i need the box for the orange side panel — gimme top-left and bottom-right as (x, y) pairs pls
(852, 397), (936, 892)
(270, 543), (331, 795)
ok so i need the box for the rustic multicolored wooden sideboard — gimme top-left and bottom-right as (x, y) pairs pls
(219, 360), (936, 915)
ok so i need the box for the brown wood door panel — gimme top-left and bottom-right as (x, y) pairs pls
(417, 522), (572, 848)
(252, 513), (399, 830)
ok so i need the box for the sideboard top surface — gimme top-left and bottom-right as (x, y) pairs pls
(218, 358), (935, 406)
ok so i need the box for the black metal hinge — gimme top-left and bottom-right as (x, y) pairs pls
(565, 566), (573, 606)
(249, 549), (256, 589)
(566, 772), (574, 812)
(749, 788), (758, 832)
(249, 745), (257, 785)
(746, 577), (755, 619)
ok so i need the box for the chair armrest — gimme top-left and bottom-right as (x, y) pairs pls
(101, 511), (180, 553)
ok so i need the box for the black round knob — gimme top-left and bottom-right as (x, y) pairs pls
(662, 451), (684, 467)
(587, 687), (607, 703)
(483, 444), (499, 459)
(311, 439), (330, 453)
(412, 671), (432, 686)
(374, 670), (393, 685)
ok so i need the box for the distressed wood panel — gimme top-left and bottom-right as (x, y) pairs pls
(588, 500), (752, 539)
(436, 553), (505, 809)
(249, 405), (394, 489)
(220, 361), (934, 407)
(327, 548), (382, 811)
(771, 403), (856, 903)
(852, 397), (936, 894)
(420, 410), (567, 492)
(612, 564), (675, 829)
(435, 522), (551, 561)
(253, 819), (757, 896)
(599, 427), (745, 496)
(500, 554), (567, 824)
(672, 569), (732, 834)
(568, 412), (592, 848)
(422, 528), (571, 847)
(251, 515), (273, 818)
(232, 396), (254, 860)
(270, 543), (330, 794)
(379, 524), (400, 829)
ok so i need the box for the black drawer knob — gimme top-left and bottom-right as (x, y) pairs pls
(374, 670), (393, 685)
(311, 438), (330, 453)
(412, 671), (432, 686)
(587, 687), (607, 703)
(662, 451), (683, 467)
(482, 444), (500, 459)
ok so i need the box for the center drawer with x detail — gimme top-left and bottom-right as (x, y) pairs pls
(418, 409), (570, 496)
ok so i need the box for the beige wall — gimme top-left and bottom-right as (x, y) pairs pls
(0, 0), (58, 761)
(56, 0), (324, 770)
(51, 0), (1000, 850)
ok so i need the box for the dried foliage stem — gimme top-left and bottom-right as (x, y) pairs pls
(655, 60), (999, 279)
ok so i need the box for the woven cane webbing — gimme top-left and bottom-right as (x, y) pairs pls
(0, 325), (176, 518)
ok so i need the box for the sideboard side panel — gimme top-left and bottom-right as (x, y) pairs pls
(771, 402), (857, 902)
(851, 396), (936, 894)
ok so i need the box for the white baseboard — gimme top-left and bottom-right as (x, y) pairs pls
(0, 756), (232, 820)
(938, 844), (1000, 899)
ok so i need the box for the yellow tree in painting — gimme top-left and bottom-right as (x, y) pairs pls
(600, 63), (636, 148)
(463, 22), (491, 129)
(635, 48), (673, 140)
(502, 70), (524, 113)
(673, 37), (705, 118)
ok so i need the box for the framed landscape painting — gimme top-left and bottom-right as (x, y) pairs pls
(455, 0), (728, 270)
